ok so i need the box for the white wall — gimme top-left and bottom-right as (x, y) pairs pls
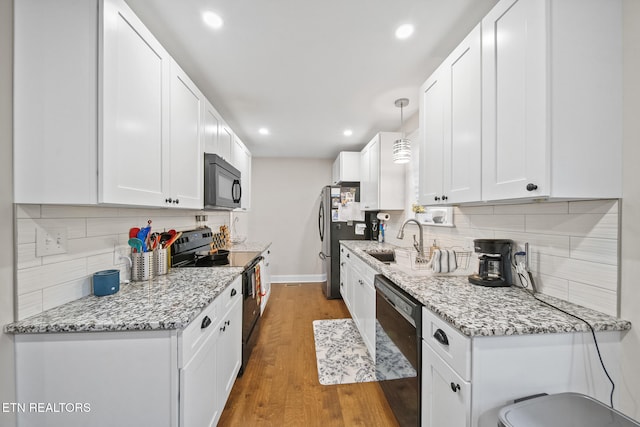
(247, 158), (332, 281)
(0, 0), (16, 425)
(619, 0), (640, 418)
(14, 206), (229, 320)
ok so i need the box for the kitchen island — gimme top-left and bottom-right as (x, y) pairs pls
(340, 240), (631, 427)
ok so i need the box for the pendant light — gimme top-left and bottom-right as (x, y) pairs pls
(393, 98), (411, 164)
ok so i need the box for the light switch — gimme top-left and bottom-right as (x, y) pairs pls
(36, 227), (68, 257)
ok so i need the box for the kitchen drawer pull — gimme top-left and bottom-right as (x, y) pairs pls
(201, 316), (212, 329)
(526, 183), (538, 191)
(433, 329), (449, 346)
(220, 325), (226, 332)
(450, 382), (460, 393)
(230, 288), (237, 297)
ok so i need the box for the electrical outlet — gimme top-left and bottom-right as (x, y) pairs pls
(113, 246), (131, 266)
(36, 227), (68, 257)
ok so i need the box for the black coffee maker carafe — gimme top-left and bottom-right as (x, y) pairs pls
(468, 239), (513, 287)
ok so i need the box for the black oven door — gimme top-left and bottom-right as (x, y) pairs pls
(240, 255), (264, 374)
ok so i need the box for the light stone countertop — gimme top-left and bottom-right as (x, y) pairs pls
(5, 267), (244, 334)
(340, 240), (631, 337)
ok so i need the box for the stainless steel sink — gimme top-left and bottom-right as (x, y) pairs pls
(366, 251), (395, 264)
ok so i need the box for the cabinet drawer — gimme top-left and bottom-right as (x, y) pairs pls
(180, 299), (220, 368)
(219, 276), (242, 311)
(422, 307), (471, 380)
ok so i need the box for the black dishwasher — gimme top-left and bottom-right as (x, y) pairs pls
(374, 274), (422, 427)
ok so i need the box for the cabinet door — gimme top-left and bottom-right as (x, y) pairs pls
(481, 0), (548, 201)
(180, 329), (219, 427)
(422, 342), (471, 427)
(168, 61), (204, 209)
(204, 100), (220, 154)
(360, 278), (376, 360)
(101, 0), (171, 206)
(218, 124), (233, 163)
(360, 139), (380, 210)
(419, 70), (446, 205)
(216, 298), (242, 419)
(443, 25), (482, 204)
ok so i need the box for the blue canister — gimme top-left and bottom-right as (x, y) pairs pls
(93, 269), (120, 296)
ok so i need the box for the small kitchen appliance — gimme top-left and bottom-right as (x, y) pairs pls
(468, 239), (513, 287)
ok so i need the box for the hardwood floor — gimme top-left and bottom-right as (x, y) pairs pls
(218, 283), (399, 427)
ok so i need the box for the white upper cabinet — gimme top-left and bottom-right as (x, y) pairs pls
(332, 152), (361, 185)
(218, 123), (234, 164)
(167, 61), (204, 209)
(100, 0), (172, 206)
(232, 137), (252, 211)
(419, 25), (482, 206)
(203, 99), (220, 155)
(14, 0), (250, 209)
(360, 132), (404, 211)
(481, 0), (622, 201)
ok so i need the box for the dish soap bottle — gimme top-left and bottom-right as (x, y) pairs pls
(429, 240), (438, 259)
(378, 223), (385, 243)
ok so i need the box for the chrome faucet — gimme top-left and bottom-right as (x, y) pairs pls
(397, 219), (424, 258)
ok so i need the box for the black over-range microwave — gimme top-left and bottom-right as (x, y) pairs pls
(204, 153), (242, 209)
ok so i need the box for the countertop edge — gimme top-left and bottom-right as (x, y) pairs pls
(339, 240), (631, 337)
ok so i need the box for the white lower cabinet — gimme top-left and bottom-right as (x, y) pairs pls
(422, 342), (471, 427)
(340, 245), (376, 359)
(14, 277), (243, 427)
(421, 307), (623, 427)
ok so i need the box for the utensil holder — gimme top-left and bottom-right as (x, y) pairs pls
(131, 251), (154, 281)
(154, 248), (168, 276)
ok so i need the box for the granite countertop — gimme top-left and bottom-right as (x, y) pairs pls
(228, 241), (271, 253)
(5, 241), (272, 335)
(340, 240), (631, 337)
(5, 267), (244, 334)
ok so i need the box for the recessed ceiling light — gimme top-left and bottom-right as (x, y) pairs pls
(395, 24), (414, 40)
(343, 129), (353, 137)
(202, 11), (223, 29)
(259, 128), (270, 135)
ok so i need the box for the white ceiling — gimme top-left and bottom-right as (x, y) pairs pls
(125, 0), (498, 159)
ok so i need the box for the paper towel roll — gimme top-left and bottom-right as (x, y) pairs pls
(376, 212), (391, 221)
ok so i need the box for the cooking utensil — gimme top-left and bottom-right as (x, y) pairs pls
(164, 231), (182, 249)
(128, 238), (144, 253)
(129, 227), (140, 239)
(159, 232), (172, 246)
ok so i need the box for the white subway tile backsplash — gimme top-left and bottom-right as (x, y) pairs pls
(569, 199), (619, 214)
(494, 201), (569, 215)
(17, 258), (87, 295)
(570, 237), (618, 265)
(525, 213), (618, 239)
(568, 282), (617, 317)
(423, 200), (620, 316)
(17, 243), (41, 269)
(16, 204), (41, 219)
(532, 254), (617, 291)
(15, 204), (231, 319)
(42, 278), (92, 311)
(17, 291), (43, 320)
(41, 205), (120, 218)
(467, 214), (526, 232)
(535, 274), (569, 300)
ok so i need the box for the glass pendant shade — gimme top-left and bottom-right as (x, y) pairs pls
(393, 98), (411, 164)
(393, 138), (411, 163)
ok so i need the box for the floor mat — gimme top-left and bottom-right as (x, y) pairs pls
(312, 319), (376, 385)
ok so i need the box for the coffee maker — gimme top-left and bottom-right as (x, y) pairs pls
(468, 239), (513, 287)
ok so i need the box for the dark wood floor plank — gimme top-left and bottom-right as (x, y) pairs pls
(218, 283), (399, 427)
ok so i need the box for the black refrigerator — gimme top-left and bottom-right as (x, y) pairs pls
(318, 184), (371, 299)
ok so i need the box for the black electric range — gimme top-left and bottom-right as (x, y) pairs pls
(170, 227), (263, 375)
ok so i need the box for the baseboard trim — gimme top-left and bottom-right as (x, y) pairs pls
(272, 274), (327, 283)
